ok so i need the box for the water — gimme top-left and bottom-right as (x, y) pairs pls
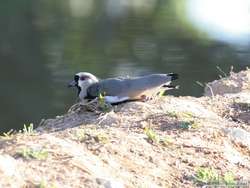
(0, 0), (250, 133)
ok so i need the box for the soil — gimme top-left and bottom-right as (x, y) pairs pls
(1, 69), (250, 188)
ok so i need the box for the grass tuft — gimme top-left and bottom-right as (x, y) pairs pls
(159, 136), (174, 146)
(194, 167), (236, 186)
(166, 111), (178, 118)
(22, 123), (35, 135)
(17, 147), (48, 160)
(95, 133), (109, 144)
(144, 127), (160, 143)
(75, 129), (87, 142)
(144, 127), (174, 147)
(195, 167), (219, 184)
(98, 93), (112, 112)
(38, 180), (57, 188)
(0, 129), (15, 139)
(223, 172), (236, 186)
(180, 120), (200, 130)
(75, 129), (110, 144)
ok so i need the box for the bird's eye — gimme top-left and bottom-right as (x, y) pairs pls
(80, 76), (87, 81)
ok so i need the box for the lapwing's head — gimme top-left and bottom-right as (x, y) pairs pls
(68, 72), (99, 98)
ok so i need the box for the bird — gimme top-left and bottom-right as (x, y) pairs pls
(68, 72), (178, 104)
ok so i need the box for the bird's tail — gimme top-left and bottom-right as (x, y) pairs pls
(167, 73), (178, 81)
(163, 73), (179, 91)
(162, 85), (179, 89)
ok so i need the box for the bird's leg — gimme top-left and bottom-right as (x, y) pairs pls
(83, 98), (100, 112)
(68, 102), (83, 113)
(68, 99), (95, 113)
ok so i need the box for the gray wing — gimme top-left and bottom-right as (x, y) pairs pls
(86, 74), (177, 98)
(86, 78), (129, 98)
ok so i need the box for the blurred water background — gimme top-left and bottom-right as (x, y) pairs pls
(0, 0), (250, 132)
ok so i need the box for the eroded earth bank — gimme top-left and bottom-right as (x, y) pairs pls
(1, 69), (250, 187)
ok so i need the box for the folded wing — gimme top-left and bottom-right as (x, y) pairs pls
(86, 74), (177, 100)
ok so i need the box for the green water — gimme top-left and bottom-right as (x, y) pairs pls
(0, 0), (249, 132)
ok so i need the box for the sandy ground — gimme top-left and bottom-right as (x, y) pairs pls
(0, 69), (250, 188)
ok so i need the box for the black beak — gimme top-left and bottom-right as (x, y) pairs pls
(68, 80), (77, 88)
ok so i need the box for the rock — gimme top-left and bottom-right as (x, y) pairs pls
(204, 69), (250, 96)
(96, 178), (124, 188)
(225, 128), (250, 149)
(224, 92), (250, 103)
(223, 141), (245, 164)
(0, 155), (17, 176)
(104, 179), (125, 188)
(0, 155), (24, 187)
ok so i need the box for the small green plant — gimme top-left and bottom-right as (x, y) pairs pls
(166, 111), (178, 118)
(167, 111), (200, 130)
(180, 121), (190, 129)
(167, 111), (195, 119)
(95, 133), (109, 144)
(195, 167), (219, 184)
(144, 127), (175, 146)
(17, 147), (48, 160)
(39, 180), (47, 188)
(223, 172), (236, 186)
(181, 112), (195, 118)
(190, 122), (200, 129)
(195, 168), (236, 186)
(159, 136), (174, 146)
(1, 129), (15, 139)
(98, 93), (105, 104)
(75, 129), (86, 142)
(98, 93), (112, 112)
(144, 127), (160, 143)
(38, 180), (57, 188)
(75, 129), (109, 144)
(22, 123), (35, 135)
(180, 120), (200, 130)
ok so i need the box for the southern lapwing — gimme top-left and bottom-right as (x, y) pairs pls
(68, 72), (178, 104)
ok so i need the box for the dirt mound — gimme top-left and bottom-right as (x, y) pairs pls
(1, 70), (250, 187)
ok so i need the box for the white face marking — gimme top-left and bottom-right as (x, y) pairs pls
(76, 72), (99, 100)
